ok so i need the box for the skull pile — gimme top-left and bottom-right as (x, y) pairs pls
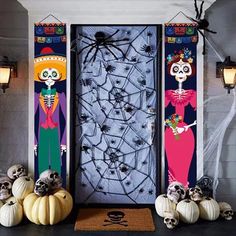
(34, 178), (50, 197)
(7, 164), (27, 180)
(163, 210), (179, 229)
(34, 169), (62, 196)
(188, 185), (203, 202)
(167, 181), (186, 204)
(218, 202), (234, 220)
(155, 176), (235, 230)
(0, 176), (13, 200)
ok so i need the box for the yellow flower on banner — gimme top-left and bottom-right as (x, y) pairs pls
(188, 58), (193, 64)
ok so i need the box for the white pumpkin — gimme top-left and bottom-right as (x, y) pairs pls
(199, 197), (220, 221)
(176, 199), (199, 224)
(5, 196), (23, 205)
(155, 194), (176, 217)
(0, 201), (23, 227)
(12, 176), (34, 200)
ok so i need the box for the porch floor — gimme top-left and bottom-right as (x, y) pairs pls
(0, 207), (235, 236)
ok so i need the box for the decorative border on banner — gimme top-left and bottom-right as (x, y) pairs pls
(34, 23), (67, 186)
(164, 23), (197, 188)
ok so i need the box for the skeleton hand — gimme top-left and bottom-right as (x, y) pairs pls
(61, 145), (67, 156)
(170, 126), (185, 135)
(34, 145), (38, 156)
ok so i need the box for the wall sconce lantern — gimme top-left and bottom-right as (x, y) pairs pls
(220, 56), (236, 94)
(0, 56), (17, 93)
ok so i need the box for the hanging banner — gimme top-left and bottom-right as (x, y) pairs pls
(34, 23), (67, 184)
(165, 23), (198, 188)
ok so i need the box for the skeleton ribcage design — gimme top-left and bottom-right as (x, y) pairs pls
(43, 94), (55, 108)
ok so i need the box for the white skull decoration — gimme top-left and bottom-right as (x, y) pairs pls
(38, 68), (61, 87)
(167, 181), (186, 204)
(188, 185), (203, 202)
(170, 59), (192, 83)
(0, 176), (13, 200)
(164, 210), (179, 229)
(34, 178), (50, 196)
(218, 202), (234, 220)
(39, 169), (62, 190)
(7, 164), (27, 180)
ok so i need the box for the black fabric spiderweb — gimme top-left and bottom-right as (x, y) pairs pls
(72, 26), (159, 204)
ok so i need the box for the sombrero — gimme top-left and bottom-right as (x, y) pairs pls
(34, 47), (66, 82)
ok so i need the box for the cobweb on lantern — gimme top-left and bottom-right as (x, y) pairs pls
(72, 26), (159, 204)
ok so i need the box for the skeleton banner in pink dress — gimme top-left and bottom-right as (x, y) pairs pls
(165, 23), (198, 188)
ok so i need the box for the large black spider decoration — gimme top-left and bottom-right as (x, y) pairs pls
(188, 0), (217, 55)
(78, 30), (129, 64)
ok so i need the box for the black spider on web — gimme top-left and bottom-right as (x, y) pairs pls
(77, 30), (130, 64)
(187, 0), (217, 55)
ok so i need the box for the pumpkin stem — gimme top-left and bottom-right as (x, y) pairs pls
(25, 177), (30, 181)
(205, 197), (211, 200)
(185, 199), (191, 203)
(8, 201), (15, 206)
(63, 195), (66, 199)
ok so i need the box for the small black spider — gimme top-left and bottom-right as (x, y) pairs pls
(116, 80), (121, 85)
(98, 185), (103, 190)
(81, 183), (87, 187)
(124, 66), (130, 71)
(120, 165), (129, 173)
(141, 124), (147, 129)
(81, 145), (90, 154)
(115, 110), (120, 115)
(119, 126), (125, 132)
(126, 30), (131, 35)
(133, 138), (144, 147)
(139, 188), (144, 193)
(110, 170), (115, 175)
(187, 0), (217, 55)
(147, 31), (153, 37)
(131, 56), (137, 62)
(125, 181), (131, 186)
(138, 78), (146, 87)
(142, 160), (147, 165)
(124, 106), (134, 113)
(78, 30), (129, 64)
(110, 139), (116, 144)
(148, 189), (154, 195)
(101, 124), (111, 132)
(105, 64), (116, 73)
(146, 68), (151, 74)
(140, 44), (153, 56)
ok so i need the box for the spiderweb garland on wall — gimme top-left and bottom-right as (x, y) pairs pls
(71, 25), (161, 204)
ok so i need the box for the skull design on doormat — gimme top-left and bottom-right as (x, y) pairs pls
(103, 211), (128, 227)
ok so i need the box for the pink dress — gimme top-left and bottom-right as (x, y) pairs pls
(165, 89), (196, 187)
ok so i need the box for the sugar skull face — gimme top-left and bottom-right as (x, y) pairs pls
(170, 59), (192, 83)
(38, 68), (61, 87)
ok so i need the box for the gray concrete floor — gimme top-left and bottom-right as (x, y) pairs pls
(0, 207), (235, 236)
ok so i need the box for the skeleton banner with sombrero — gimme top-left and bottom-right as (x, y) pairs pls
(34, 23), (67, 184)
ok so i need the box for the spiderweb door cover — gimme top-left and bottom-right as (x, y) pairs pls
(71, 25), (162, 204)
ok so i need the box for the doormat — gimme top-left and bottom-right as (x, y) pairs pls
(74, 208), (155, 232)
